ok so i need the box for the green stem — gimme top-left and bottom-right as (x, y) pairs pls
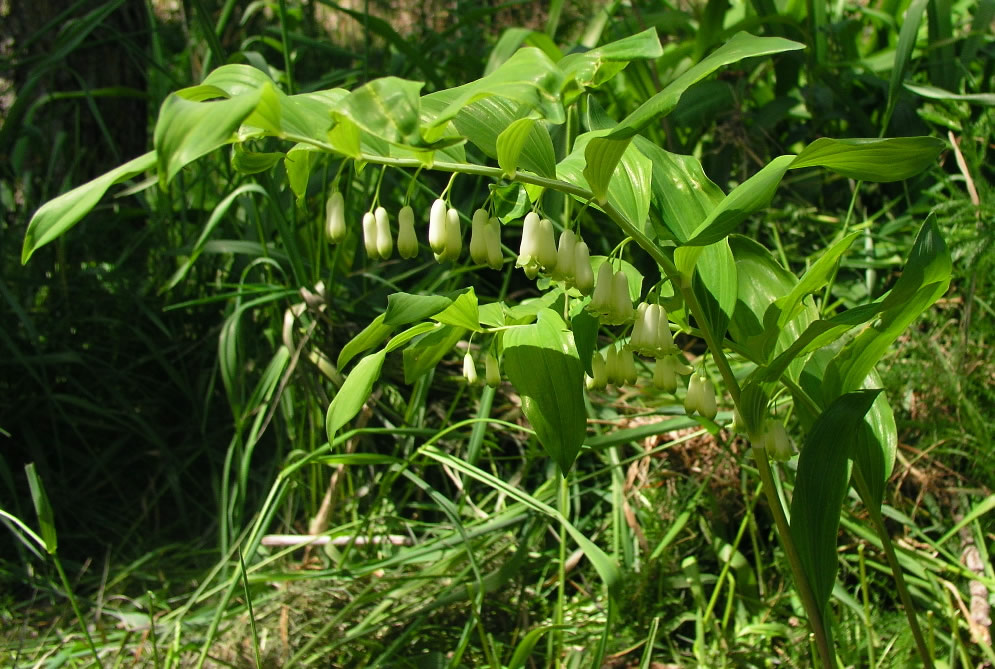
(853, 469), (933, 668)
(53, 554), (103, 667)
(554, 473), (569, 668)
(753, 450), (834, 668)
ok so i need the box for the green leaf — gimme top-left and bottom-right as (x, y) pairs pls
(559, 28), (663, 89)
(334, 77), (424, 147)
(384, 293), (454, 327)
(402, 324), (466, 384)
(448, 96), (531, 160)
(789, 137), (945, 182)
(633, 137), (723, 243)
(496, 118), (557, 178)
(502, 309), (587, 473)
(791, 389), (882, 629)
(326, 350), (387, 442)
(154, 90), (262, 185)
(232, 145), (284, 174)
(337, 314), (393, 369)
(422, 47), (565, 133)
(685, 155), (795, 246)
(827, 215), (950, 395)
(507, 626), (573, 669)
(771, 232), (860, 329)
(432, 288), (481, 331)
(199, 63), (273, 97)
(558, 131), (651, 232)
(24, 463), (57, 554)
(692, 239), (737, 340)
(485, 28), (562, 75)
(571, 309), (601, 377)
(284, 144), (316, 202)
(853, 373), (897, 509)
(22, 151), (156, 263)
(582, 33), (804, 190)
(904, 83), (995, 106)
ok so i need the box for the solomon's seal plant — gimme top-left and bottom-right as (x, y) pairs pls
(22, 27), (949, 668)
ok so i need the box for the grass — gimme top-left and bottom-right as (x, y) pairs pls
(2, 0), (994, 666)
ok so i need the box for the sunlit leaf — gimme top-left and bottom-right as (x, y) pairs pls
(790, 137), (945, 182)
(496, 118), (557, 178)
(432, 288), (481, 331)
(22, 151), (156, 263)
(338, 314), (393, 369)
(326, 349), (387, 441)
(692, 239), (737, 340)
(559, 28), (663, 89)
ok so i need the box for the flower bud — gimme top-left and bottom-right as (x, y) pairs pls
(573, 241), (594, 295)
(653, 356), (677, 392)
(325, 191), (346, 243)
(685, 373), (703, 416)
(605, 345), (621, 386)
(469, 209), (489, 264)
(655, 305), (675, 354)
(428, 199), (447, 254)
(590, 351), (607, 389)
(485, 218), (503, 270)
(375, 206), (393, 259)
(362, 211), (378, 258)
(485, 352), (501, 387)
(765, 419), (792, 461)
(444, 207), (462, 261)
(517, 212), (540, 270)
(699, 376), (717, 419)
(397, 205), (418, 258)
(630, 303), (654, 353)
(608, 270), (634, 324)
(462, 352), (478, 384)
(621, 346), (638, 386)
(536, 218), (558, 271)
(551, 229), (576, 281)
(588, 262), (614, 318)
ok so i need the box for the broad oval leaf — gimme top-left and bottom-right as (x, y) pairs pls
(496, 118), (557, 178)
(502, 309), (587, 473)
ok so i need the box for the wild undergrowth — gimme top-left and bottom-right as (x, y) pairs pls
(2, 1), (994, 668)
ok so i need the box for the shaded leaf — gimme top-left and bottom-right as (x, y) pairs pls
(338, 314), (393, 369)
(790, 137), (945, 182)
(403, 324), (466, 384)
(326, 350), (386, 441)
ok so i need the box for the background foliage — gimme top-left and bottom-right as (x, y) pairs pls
(2, 0), (993, 666)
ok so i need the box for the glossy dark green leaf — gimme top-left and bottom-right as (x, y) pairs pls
(502, 309), (587, 473)
(402, 324), (467, 384)
(154, 90), (261, 184)
(789, 137), (945, 182)
(326, 349), (387, 441)
(22, 151), (156, 263)
(791, 389), (882, 629)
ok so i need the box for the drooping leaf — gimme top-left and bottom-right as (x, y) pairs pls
(904, 83), (995, 106)
(790, 389), (882, 632)
(22, 151), (156, 263)
(284, 144), (316, 202)
(338, 314), (393, 369)
(326, 350), (387, 441)
(558, 131), (651, 232)
(559, 28), (663, 89)
(502, 309), (587, 472)
(790, 137), (945, 182)
(154, 90), (262, 184)
(853, 373), (897, 509)
(496, 118), (557, 178)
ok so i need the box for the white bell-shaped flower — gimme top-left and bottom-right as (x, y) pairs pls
(462, 352), (478, 384)
(573, 241), (594, 295)
(362, 211), (378, 258)
(588, 262), (614, 318)
(551, 229), (576, 282)
(375, 206), (393, 259)
(444, 207), (462, 261)
(469, 209), (489, 265)
(485, 218), (503, 270)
